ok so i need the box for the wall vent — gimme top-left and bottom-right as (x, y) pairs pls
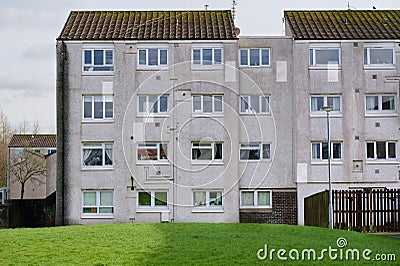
(375, 122), (380, 127)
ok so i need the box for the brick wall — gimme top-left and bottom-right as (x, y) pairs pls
(240, 190), (297, 224)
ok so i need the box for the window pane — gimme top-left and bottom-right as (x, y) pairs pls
(322, 142), (329, 160)
(366, 96), (378, 111)
(240, 147), (260, 160)
(262, 144), (270, 159)
(105, 144), (113, 165)
(214, 143), (223, 160)
(94, 96), (103, 119)
(160, 144), (168, 160)
(149, 96), (158, 113)
(203, 49), (212, 65)
(250, 96), (259, 113)
(105, 50), (113, 65)
(241, 191), (254, 206)
(194, 191), (206, 206)
(105, 96), (113, 118)
(203, 95), (212, 112)
(214, 96), (223, 112)
(214, 49), (222, 64)
(94, 50), (104, 65)
(139, 50), (147, 65)
(99, 207), (113, 213)
(159, 96), (168, 113)
(309, 49), (313, 65)
(193, 49), (201, 64)
(240, 96), (249, 113)
(370, 49), (393, 64)
(83, 192), (96, 206)
(376, 142), (386, 159)
(364, 48), (368, 65)
(261, 96), (269, 113)
(84, 50), (92, 64)
(366, 143), (375, 159)
(209, 191), (222, 206)
(315, 49), (339, 65)
(388, 143), (396, 159)
(312, 143), (320, 159)
(139, 96), (147, 113)
(160, 50), (168, 65)
(155, 192), (167, 206)
(311, 97), (324, 111)
(249, 49), (260, 66)
(240, 50), (248, 65)
(138, 145), (158, 160)
(83, 148), (103, 166)
(327, 97), (340, 111)
(261, 49), (270, 65)
(258, 191), (270, 206)
(100, 191), (113, 206)
(382, 96), (395, 111)
(193, 96), (201, 112)
(332, 143), (341, 159)
(192, 146), (212, 160)
(138, 192), (151, 206)
(148, 49), (158, 65)
(84, 97), (92, 118)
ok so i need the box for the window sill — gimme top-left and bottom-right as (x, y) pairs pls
(239, 65), (271, 68)
(81, 215), (114, 219)
(365, 113), (398, 118)
(311, 161), (343, 165)
(82, 71), (114, 76)
(310, 113), (342, 118)
(137, 114), (169, 118)
(239, 112), (271, 116)
(82, 119), (114, 124)
(136, 208), (170, 213)
(309, 66), (341, 70)
(136, 162), (170, 166)
(192, 113), (224, 118)
(191, 161), (224, 165)
(239, 160), (271, 163)
(191, 65), (224, 71)
(81, 167), (114, 171)
(363, 65), (396, 70)
(137, 66), (169, 71)
(365, 160), (399, 165)
(240, 207), (272, 213)
(192, 208), (224, 213)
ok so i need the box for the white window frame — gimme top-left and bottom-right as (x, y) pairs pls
(137, 95), (169, 116)
(239, 143), (271, 161)
(240, 95), (270, 114)
(82, 95), (114, 121)
(137, 190), (168, 209)
(191, 142), (223, 164)
(239, 48), (270, 67)
(240, 190), (272, 208)
(82, 142), (114, 169)
(310, 95), (342, 115)
(138, 48), (169, 67)
(192, 95), (223, 114)
(366, 141), (397, 161)
(82, 190), (114, 218)
(311, 142), (342, 161)
(82, 47), (114, 72)
(309, 44), (341, 67)
(192, 190), (223, 209)
(137, 142), (168, 163)
(365, 94), (396, 115)
(191, 47), (223, 67)
(364, 43), (395, 67)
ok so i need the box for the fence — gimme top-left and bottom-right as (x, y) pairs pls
(305, 189), (400, 232)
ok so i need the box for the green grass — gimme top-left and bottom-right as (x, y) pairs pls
(0, 223), (398, 265)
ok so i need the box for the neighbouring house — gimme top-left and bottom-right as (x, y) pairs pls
(56, 9), (399, 226)
(8, 134), (56, 199)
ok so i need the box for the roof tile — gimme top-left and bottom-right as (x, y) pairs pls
(9, 134), (57, 148)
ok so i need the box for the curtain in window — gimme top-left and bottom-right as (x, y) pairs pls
(194, 192), (206, 206)
(366, 96), (378, 111)
(258, 192), (270, 206)
(105, 144), (113, 165)
(83, 149), (92, 166)
(83, 192), (96, 206)
(311, 143), (320, 159)
(241, 192), (254, 205)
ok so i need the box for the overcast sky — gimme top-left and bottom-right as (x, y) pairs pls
(1, 0), (399, 133)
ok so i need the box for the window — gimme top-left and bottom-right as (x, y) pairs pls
(83, 49), (114, 72)
(240, 143), (270, 160)
(240, 48), (270, 66)
(138, 95), (168, 115)
(82, 142), (113, 168)
(365, 95), (396, 113)
(366, 141), (396, 160)
(138, 48), (168, 67)
(240, 190), (272, 208)
(240, 96), (270, 114)
(83, 95), (114, 120)
(138, 191), (168, 208)
(364, 44), (395, 66)
(192, 48), (223, 65)
(137, 143), (168, 162)
(309, 46), (340, 66)
(192, 142), (223, 162)
(82, 190), (113, 216)
(193, 190), (223, 208)
(311, 142), (342, 160)
(310, 95), (341, 113)
(192, 95), (223, 114)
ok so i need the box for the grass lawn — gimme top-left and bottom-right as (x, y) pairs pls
(0, 223), (398, 265)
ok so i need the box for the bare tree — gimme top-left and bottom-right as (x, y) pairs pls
(9, 148), (46, 199)
(0, 109), (13, 187)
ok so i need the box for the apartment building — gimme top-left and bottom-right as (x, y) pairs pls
(56, 9), (399, 226)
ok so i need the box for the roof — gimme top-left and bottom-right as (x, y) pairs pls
(57, 10), (237, 41)
(9, 134), (57, 148)
(284, 10), (400, 40)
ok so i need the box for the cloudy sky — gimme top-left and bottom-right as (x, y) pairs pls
(1, 0), (399, 133)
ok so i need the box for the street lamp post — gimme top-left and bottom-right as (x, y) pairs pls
(321, 105), (334, 229)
